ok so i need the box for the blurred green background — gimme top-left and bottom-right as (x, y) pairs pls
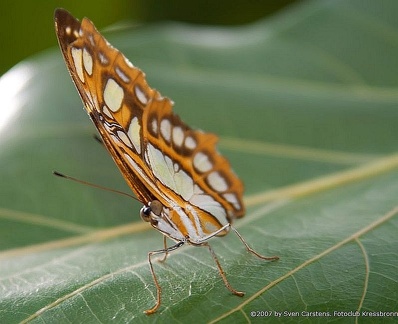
(0, 0), (297, 75)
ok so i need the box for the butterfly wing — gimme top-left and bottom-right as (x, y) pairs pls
(55, 9), (159, 203)
(54, 9), (245, 233)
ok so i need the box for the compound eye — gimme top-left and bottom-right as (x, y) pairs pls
(140, 205), (151, 222)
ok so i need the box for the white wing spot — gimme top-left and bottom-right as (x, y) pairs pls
(172, 126), (184, 147)
(116, 67), (130, 83)
(193, 152), (212, 173)
(128, 117), (141, 154)
(189, 188), (227, 226)
(146, 144), (194, 201)
(185, 136), (196, 150)
(98, 52), (109, 65)
(102, 105), (113, 119)
(71, 47), (84, 82)
(172, 167), (194, 201)
(117, 130), (132, 148)
(110, 134), (120, 145)
(134, 85), (148, 105)
(83, 48), (93, 75)
(160, 119), (171, 142)
(207, 171), (228, 192)
(151, 118), (158, 135)
(104, 78), (124, 112)
(88, 34), (95, 46)
(65, 26), (71, 35)
(223, 193), (241, 210)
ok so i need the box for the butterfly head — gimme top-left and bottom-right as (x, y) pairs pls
(140, 200), (188, 242)
(140, 200), (163, 225)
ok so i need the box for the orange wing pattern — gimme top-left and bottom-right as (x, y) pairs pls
(55, 9), (245, 241)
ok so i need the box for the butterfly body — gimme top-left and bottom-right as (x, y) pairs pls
(54, 9), (278, 315)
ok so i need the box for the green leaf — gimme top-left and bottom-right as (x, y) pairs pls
(1, 1), (398, 323)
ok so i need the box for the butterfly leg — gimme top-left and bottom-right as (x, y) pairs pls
(201, 242), (245, 297)
(157, 236), (169, 263)
(231, 226), (279, 261)
(145, 240), (185, 315)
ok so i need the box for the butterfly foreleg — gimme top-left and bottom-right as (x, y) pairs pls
(145, 240), (185, 315)
(157, 235), (169, 263)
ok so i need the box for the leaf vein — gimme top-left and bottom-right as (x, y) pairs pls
(355, 237), (369, 323)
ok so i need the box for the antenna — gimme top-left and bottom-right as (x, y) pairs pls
(53, 171), (141, 203)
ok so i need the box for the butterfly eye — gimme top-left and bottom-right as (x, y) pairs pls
(140, 200), (163, 222)
(140, 205), (152, 222)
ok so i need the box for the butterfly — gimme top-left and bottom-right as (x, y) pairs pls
(54, 8), (279, 315)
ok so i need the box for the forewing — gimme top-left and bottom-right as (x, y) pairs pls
(54, 9), (245, 222)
